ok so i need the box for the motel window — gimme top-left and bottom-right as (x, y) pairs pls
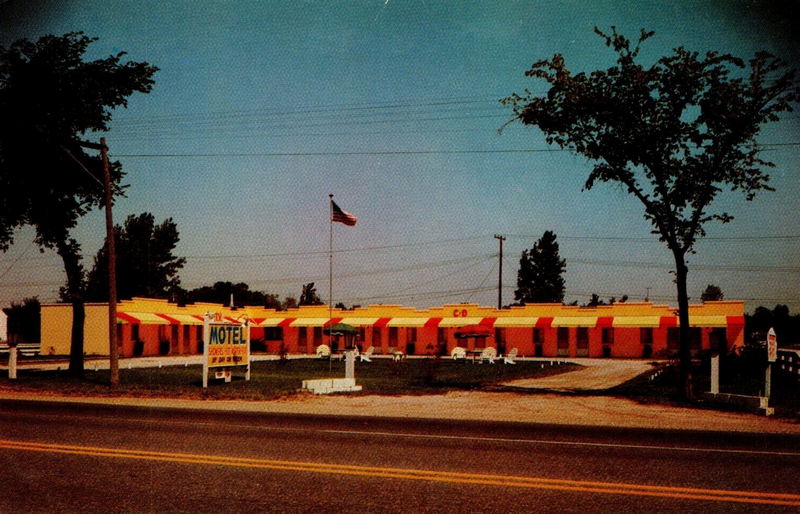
(494, 328), (504, 343)
(437, 328), (446, 345)
(171, 325), (179, 343)
(313, 327), (323, 347)
(667, 328), (679, 350)
(264, 327), (283, 341)
(372, 326), (382, 347)
(183, 325), (191, 341)
(667, 327), (701, 350)
(709, 328), (727, 352)
(298, 328), (307, 352)
(389, 327), (399, 347)
(577, 327), (589, 347)
(407, 327), (417, 343)
(601, 328), (614, 344)
(557, 327), (569, 347)
(532, 328), (544, 344)
(359, 327), (367, 344)
(640, 327), (653, 345)
(131, 324), (140, 341)
(690, 328), (701, 349)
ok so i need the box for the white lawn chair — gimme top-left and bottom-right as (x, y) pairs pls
(450, 346), (467, 360)
(315, 344), (331, 359)
(503, 347), (518, 365)
(388, 347), (405, 361)
(359, 346), (375, 362)
(479, 346), (497, 364)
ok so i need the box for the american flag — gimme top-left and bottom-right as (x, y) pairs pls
(331, 200), (357, 226)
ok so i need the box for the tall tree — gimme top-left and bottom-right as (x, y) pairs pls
(0, 33), (157, 375)
(86, 213), (186, 301)
(299, 282), (323, 306)
(700, 284), (724, 302)
(180, 281), (284, 309)
(502, 27), (798, 398)
(514, 231), (566, 304)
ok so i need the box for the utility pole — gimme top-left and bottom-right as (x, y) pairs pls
(77, 138), (119, 387)
(494, 234), (506, 309)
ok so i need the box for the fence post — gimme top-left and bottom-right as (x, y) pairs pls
(8, 345), (17, 380)
(710, 354), (719, 394)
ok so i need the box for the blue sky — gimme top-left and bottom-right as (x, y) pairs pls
(0, 0), (798, 311)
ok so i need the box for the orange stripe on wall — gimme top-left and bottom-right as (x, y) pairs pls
(324, 318), (343, 327)
(660, 316), (677, 328)
(155, 313), (180, 324)
(116, 312), (141, 324)
(480, 317), (497, 327)
(425, 318), (443, 328)
(596, 317), (613, 328)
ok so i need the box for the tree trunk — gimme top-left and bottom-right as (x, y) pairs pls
(673, 249), (693, 400)
(68, 300), (85, 376)
(56, 240), (85, 377)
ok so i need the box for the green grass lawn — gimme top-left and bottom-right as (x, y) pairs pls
(0, 358), (581, 400)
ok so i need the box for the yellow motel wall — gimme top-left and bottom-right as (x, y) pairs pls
(40, 298), (745, 359)
(40, 303), (110, 356)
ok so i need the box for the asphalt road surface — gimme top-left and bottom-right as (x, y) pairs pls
(1, 400), (798, 513)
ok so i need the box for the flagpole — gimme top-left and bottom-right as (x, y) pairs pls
(328, 194), (334, 331)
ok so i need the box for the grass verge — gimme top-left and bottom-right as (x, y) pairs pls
(0, 358), (580, 401)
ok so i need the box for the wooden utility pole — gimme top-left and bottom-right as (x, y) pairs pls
(100, 138), (119, 387)
(494, 234), (505, 309)
(76, 138), (119, 387)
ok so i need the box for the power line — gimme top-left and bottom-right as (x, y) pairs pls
(112, 148), (565, 158)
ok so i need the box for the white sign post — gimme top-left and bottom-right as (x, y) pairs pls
(765, 327), (777, 399)
(202, 312), (251, 388)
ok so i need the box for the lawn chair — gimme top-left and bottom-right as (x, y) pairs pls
(479, 346), (497, 364)
(388, 347), (405, 361)
(450, 346), (467, 361)
(359, 346), (375, 362)
(315, 344), (331, 359)
(502, 347), (518, 365)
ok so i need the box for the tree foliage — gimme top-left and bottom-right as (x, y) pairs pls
(0, 32), (157, 374)
(178, 281), (289, 310)
(700, 284), (724, 302)
(299, 282), (323, 306)
(514, 230), (566, 304)
(583, 293), (629, 307)
(502, 27), (798, 398)
(745, 304), (800, 347)
(85, 213), (186, 302)
(1, 297), (40, 344)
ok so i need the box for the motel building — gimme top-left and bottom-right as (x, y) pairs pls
(40, 297), (745, 359)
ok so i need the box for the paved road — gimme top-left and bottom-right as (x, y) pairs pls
(1, 400), (798, 513)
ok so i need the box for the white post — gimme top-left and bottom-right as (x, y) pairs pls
(245, 319), (251, 382)
(345, 350), (355, 380)
(8, 346), (17, 380)
(710, 354), (719, 394)
(202, 313), (213, 388)
(765, 363), (772, 399)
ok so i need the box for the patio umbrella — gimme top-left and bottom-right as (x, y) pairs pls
(453, 324), (493, 339)
(323, 323), (358, 336)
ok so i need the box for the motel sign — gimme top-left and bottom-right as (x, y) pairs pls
(202, 313), (251, 388)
